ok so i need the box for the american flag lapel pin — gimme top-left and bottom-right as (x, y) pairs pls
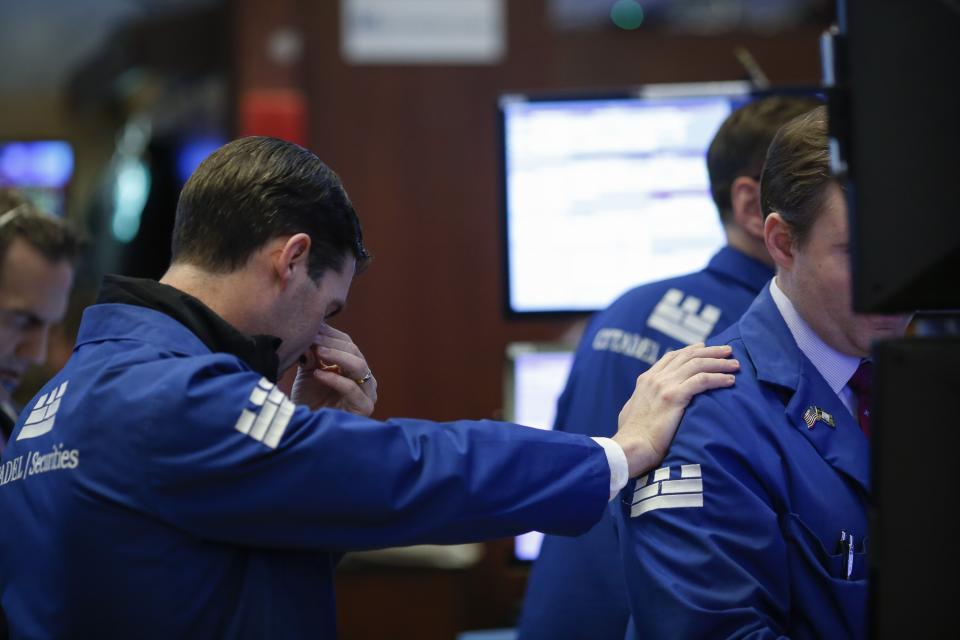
(803, 406), (836, 429)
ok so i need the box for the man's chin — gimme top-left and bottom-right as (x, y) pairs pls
(279, 352), (305, 375)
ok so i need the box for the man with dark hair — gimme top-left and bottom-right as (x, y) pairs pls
(171, 136), (369, 281)
(615, 106), (911, 638)
(518, 95), (820, 640)
(0, 194), (82, 454)
(0, 137), (737, 638)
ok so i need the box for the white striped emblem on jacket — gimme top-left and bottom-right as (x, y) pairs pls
(629, 464), (703, 518)
(233, 378), (296, 449)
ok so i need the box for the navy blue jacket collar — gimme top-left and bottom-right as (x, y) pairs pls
(90, 275), (282, 382)
(739, 285), (870, 493)
(705, 246), (774, 295)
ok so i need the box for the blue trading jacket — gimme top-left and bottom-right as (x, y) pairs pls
(616, 285), (869, 639)
(518, 247), (773, 640)
(0, 303), (610, 639)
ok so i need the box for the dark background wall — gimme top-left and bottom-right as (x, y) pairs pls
(237, 0), (824, 423)
(234, 1), (826, 637)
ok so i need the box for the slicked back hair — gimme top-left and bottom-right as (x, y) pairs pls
(708, 95), (823, 224)
(171, 137), (371, 281)
(760, 106), (834, 248)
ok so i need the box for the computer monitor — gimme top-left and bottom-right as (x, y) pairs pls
(499, 81), (777, 316)
(871, 337), (959, 638)
(175, 135), (227, 185)
(502, 342), (575, 561)
(825, 1), (960, 637)
(827, 0), (960, 311)
(0, 140), (74, 216)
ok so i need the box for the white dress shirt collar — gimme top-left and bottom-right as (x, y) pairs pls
(769, 278), (860, 404)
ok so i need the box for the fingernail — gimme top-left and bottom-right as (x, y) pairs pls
(727, 374), (736, 383)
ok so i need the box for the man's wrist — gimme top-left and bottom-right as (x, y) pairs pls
(611, 433), (661, 479)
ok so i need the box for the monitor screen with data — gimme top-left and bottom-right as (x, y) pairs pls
(503, 343), (575, 561)
(500, 82), (756, 315)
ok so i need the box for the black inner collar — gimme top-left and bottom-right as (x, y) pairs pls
(97, 275), (282, 382)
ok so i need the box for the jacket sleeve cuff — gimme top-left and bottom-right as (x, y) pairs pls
(591, 437), (629, 501)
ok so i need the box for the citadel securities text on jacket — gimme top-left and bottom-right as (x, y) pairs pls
(0, 278), (611, 639)
(519, 246), (773, 640)
(616, 285), (869, 639)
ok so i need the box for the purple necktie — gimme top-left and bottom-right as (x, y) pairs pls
(847, 360), (873, 438)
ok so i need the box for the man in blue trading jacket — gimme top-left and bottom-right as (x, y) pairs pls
(0, 194), (81, 640)
(0, 137), (739, 639)
(518, 96), (821, 640)
(0, 192), (80, 456)
(616, 107), (911, 638)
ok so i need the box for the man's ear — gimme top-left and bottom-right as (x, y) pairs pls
(731, 176), (764, 241)
(764, 213), (795, 271)
(274, 233), (312, 288)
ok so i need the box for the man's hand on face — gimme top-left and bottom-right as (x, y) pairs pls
(613, 343), (739, 478)
(291, 324), (377, 416)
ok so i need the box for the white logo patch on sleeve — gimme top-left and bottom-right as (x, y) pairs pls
(234, 377), (296, 449)
(17, 381), (69, 441)
(630, 464), (703, 517)
(646, 289), (721, 345)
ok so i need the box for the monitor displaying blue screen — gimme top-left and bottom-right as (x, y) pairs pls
(176, 135), (227, 185)
(0, 140), (74, 216)
(500, 82), (754, 314)
(503, 343), (575, 561)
